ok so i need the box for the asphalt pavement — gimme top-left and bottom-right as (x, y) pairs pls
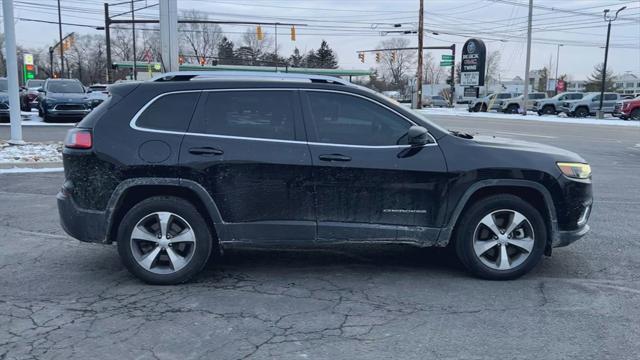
(1, 115), (639, 359)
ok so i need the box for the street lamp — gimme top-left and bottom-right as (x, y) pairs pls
(597, 6), (626, 119)
(555, 44), (563, 95)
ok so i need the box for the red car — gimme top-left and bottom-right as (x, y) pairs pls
(20, 79), (45, 111)
(614, 96), (640, 121)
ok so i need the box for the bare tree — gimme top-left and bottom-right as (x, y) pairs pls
(376, 38), (416, 93)
(179, 10), (224, 63)
(423, 52), (445, 84)
(485, 50), (501, 85)
(236, 28), (274, 65)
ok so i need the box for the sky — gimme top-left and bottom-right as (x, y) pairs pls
(5, 0), (640, 80)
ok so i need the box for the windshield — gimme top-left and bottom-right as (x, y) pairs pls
(0, 79), (7, 92)
(46, 81), (84, 93)
(26, 80), (44, 88)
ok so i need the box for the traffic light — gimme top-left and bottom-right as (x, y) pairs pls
(62, 34), (75, 51)
(179, 55), (185, 65)
(375, 52), (381, 63)
(199, 56), (206, 66)
(256, 26), (264, 41)
(290, 26), (296, 41)
(24, 64), (35, 81)
(391, 51), (397, 63)
(358, 52), (365, 63)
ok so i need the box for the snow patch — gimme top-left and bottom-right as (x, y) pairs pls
(0, 167), (64, 174)
(0, 141), (63, 164)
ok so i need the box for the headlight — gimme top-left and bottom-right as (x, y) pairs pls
(557, 162), (591, 179)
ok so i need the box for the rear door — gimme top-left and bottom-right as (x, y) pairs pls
(180, 88), (315, 244)
(301, 90), (448, 245)
(603, 93), (619, 112)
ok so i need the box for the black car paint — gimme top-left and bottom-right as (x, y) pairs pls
(59, 80), (591, 252)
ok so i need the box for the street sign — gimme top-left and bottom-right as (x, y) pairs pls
(441, 54), (453, 60)
(23, 53), (34, 65)
(440, 61), (453, 67)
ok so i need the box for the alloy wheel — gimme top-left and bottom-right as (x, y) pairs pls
(472, 209), (535, 271)
(130, 211), (196, 274)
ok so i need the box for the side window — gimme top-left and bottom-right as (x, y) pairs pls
(498, 93), (511, 99)
(604, 94), (617, 101)
(136, 92), (200, 131)
(592, 95), (600, 102)
(190, 90), (296, 140)
(306, 91), (411, 146)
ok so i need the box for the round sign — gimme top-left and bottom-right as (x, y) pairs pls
(466, 41), (476, 54)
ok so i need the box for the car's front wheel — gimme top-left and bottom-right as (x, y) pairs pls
(506, 104), (519, 114)
(542, 105), (556, 115)
(454, 194), (546, 280)
(117, 196), (213, 285)
(574, 107), (590, 118)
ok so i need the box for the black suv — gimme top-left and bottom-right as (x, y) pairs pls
(57, 72), (593, 284)
(38, 78), (91, 122)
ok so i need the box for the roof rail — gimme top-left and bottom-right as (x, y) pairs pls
(150, 71), (352, 86)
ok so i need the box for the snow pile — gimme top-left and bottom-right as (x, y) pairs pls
(417, 107), (640, 127)
(0, 141), (63, 163)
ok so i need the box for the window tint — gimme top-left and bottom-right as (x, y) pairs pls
(498, 93), (512, 99)
(137, 92), (200, 132)
(530, 93), (545, 99)
(432, 96), (444, 100)
(306, 91), (411, 146)
(604, 93), (617, 100)
(190, 90), (296, 140)
(569, 93), (583, 100)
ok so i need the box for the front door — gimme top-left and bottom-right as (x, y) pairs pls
(301, 90), (448, 245)
(180, 89), (315, 244)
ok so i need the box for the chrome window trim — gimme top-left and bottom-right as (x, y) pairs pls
(129, 88), (437, 148)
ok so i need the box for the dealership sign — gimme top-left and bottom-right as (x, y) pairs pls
(460, 38), (486, 86)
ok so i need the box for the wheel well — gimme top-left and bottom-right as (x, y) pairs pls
(452, 186), (553, 248)
(107, 185), (219, 244)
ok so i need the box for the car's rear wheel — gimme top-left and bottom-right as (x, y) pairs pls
(454, 194), (546, 280)
(480, 104), (488, 112)
(630, 108), (640, 121)
(574, 107), (590, 118)
(542, 105), (556, 115)
(117, 196), (213, 285)
(506, 104), (519, 114)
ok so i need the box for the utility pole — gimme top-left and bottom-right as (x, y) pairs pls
(521, 0), (533, 115)
(554, 44), (563, 95)
(275, 23), (279, 71)
(105, 3), (112, 83)
(131, 0), (137, 80)
(416, 0), (424, 109)
(450, 44), (456, 107)
(57, 0), (64, 78)
(159, 0), (179, 73)
(597, 6), (626, 119)
(2, 0), (23, 143)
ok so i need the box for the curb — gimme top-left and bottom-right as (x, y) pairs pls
(0, 162), (63, 169)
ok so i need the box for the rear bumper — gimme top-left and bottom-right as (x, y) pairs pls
(57, 190), (108, 243)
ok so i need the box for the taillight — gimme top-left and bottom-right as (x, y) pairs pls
(65, 129), (92, 149)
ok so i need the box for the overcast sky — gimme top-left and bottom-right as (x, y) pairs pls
(7, 0), (640, 80)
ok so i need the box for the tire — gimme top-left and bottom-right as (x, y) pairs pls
(630, 108), (640, 121)
(542, 105), (555, 115)
(116, 196), (213, 285)
(454, 194), (546, 280)
(480, 104), (488, 112)
(506, 104), (519, 114)
(574, 107), (589, 118)
(472, 104), (481, 112)
(38, 107), (43, 117)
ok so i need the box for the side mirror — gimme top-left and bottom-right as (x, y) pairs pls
(407, 125), (430, 146)
(37, 87), (44, 92)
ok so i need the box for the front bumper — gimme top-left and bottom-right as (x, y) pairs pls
(57, 190), (108, 243)
(554, 224), (590, 247)
(47, 108), (91, 117)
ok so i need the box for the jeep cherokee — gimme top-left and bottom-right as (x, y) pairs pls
(57, 72), (593, 284)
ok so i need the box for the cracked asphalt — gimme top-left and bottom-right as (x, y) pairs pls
(1, 116), (640, 360)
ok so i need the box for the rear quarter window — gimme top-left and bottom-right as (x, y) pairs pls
(136, 92), (201, 132)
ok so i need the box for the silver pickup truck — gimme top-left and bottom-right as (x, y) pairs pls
(500, 92), (547, 113)
(533, 92), (584, 115)
(468, 92), (515, 112)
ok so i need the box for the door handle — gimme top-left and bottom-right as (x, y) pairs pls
(318, 154), (351, 162)
(188, 147), (224, 156)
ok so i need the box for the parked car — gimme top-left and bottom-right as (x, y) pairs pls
(423, 95), (449, 108)
(559, 92), (621, 117)
(533, 92), (584, 115)
(37, 78), (92, 122)
(614, 95), (640, 120)
(500, 92), (547, 114)
(468, 92), (515, 112)
(0, 78), (9, 121)
(20, 79), (45, 111)
(87, 83), (110, 108)
(58, 71), (593, 284)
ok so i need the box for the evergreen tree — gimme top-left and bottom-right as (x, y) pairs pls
(217, 37), (236, 65)
(586, 63), (615, 92)
(305, 49), (319, 68)
(314, 40), (338, 69)
(288, 47), (305, 67)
